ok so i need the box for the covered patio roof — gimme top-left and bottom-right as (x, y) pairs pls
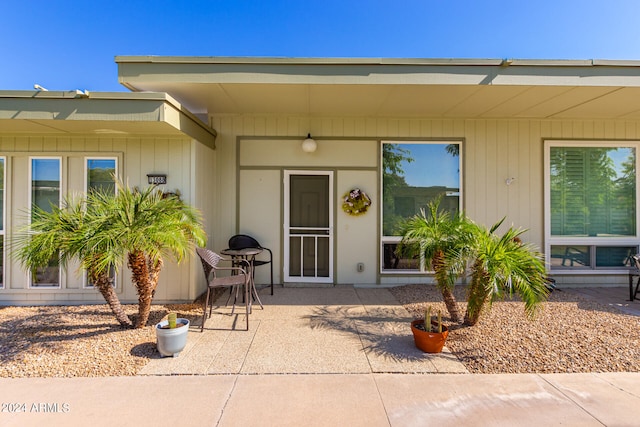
(116, 57), (640, 120)
(0, 91), (217, 149)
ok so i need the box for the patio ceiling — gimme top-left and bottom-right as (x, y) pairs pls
(117, 57), (640, 120)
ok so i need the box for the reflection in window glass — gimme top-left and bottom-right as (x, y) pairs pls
(381, 142), (461, 272)
(85, 158), (117, 288)
(550, 147), (636, 237)
(87, 158), (116, 194)
(547, 143), (639, 270)
(0, 158), (3, 288)
(31, 158), (60, 287)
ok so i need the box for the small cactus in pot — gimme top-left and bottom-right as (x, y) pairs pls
(411, 305), (448, 353)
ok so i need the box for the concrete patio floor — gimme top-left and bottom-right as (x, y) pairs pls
(139, 286), (468, 375)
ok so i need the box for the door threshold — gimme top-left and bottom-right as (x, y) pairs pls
(283, 282), (334, 288)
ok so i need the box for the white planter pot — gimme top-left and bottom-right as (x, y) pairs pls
(155, 318), (190, 357)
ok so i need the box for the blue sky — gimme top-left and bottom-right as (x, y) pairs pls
(2, 1), (640, 92)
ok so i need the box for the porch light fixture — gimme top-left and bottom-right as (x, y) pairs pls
(301, 133), (317, 153)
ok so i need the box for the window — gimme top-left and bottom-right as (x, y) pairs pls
(545, 141), (638, 271)
(30, 157), (61, 287)
(86, 158), (117, 194)
(381, 141), (461, 273)
(0, 157), (4, 288)
(84, 158), (117, 288)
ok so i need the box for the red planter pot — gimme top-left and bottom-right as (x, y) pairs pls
(410, 319), (449, 353)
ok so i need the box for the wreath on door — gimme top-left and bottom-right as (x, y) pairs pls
(342, 188), (372, 216)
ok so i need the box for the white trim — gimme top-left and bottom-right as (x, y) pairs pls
(544, 140), (640, 271)
(28, 156), (62, 289)
(283, 170), (334, 284)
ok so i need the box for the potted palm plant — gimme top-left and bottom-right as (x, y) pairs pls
(410, 306), (448, 353)
(156, 312), (190, 357)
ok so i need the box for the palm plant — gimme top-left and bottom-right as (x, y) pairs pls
(95, 182), (206, 328)
(457, 219), (549, 326)
(14, 195), (132, 327)
(14, 181), (206, 329)
(398, 197), (469, 322)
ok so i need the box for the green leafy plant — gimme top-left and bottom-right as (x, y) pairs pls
(14, 180), (206, 328)
(454, 218), (550, 326)
(398, 197), (470, 322)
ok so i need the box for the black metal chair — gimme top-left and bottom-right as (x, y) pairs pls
(195, 247), (250, 331)
(628, 254), (640, 301)
(228, 234), (274, 295)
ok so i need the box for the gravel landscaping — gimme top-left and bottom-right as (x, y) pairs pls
(1, 285), (639, 377)
(390, 284), (640, 374)
(0, 303), (202, 378)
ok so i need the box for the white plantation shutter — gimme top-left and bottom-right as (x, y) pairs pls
(550, 147), (636, 237)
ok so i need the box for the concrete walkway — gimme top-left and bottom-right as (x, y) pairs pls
(140, 286), (466, 375)
(1, 286), (639, 426)
(1, 372), (639, 426)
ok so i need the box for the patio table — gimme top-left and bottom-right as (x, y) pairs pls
(221, 247), (264, 311)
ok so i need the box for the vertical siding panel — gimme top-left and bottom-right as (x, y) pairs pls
(98, 138), (113, 152)
(615, 121), (626, 139)
(420, 120), (432, 137)
(583, 121), (594, 139)
(84, 137), (100, 152)
(482, 120), (498, 224)
(377, 119), (388, 138)
(385, 119), (397, 137)
(505, 121), (520, 223)
(242, 116), (255, 136)
(320, 117), (332, 136)
(603, 121), (615, 137)
(277, 117), (288, 135)
(549, 121), (562, 138)
(452, 119), (465, 138)
(57, 136), (71, 151)
(528, 120), (543, 247)
(409, 119), (420, 137)
(254, 116), (266, 135)
(299, 117), (311, 137)
(0, 136), (15, 151)
(493, 121), (509, 222)
(29, 136), (43, 151)
(625, 121), (637, 139)
(463, 120), (476, 214)
(331, 118), (344, 136)
(287, 117), (301, 136)
(442, 119), (454, 137)
(593, 120), (605, 138)
(431, 120), (443, 137)
(353, 118), (366, 136)
(561, 121), (573, 138)
(42, 136), (57, 151)
(343, 118), (355, 137)
(571, 121), (583, 139)
(365, 118), (377, 136)
(397, 119), (409, 137)
(470, 120), (487, 221)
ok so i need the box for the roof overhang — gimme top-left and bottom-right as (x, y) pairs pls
(116, 57), (640, 120)
(0, 91), (217, 149)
